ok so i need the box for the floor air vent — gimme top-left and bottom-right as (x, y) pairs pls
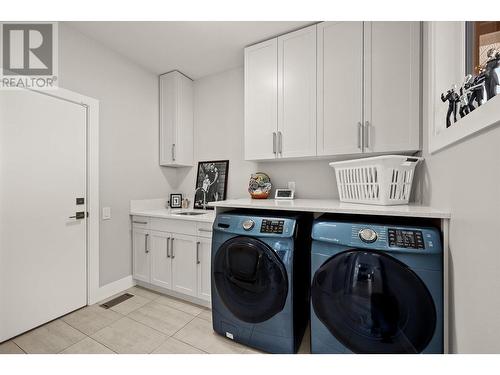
(100, 293), (134, 309)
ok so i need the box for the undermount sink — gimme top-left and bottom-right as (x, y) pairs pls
(174, 211), (207, 216)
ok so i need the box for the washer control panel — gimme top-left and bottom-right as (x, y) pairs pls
(260, 219), (285, 234)
(388, 228), (425, 249)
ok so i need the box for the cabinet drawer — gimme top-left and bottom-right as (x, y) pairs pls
(131, 216), (150, 228)
(196, 222), (213, 238)
(150, 218), (196, 236)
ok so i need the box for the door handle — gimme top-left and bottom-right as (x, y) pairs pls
(196, 241), (201, 264)
(132, 220), (148, 225)
(364, 121), (370, 150)
(198, 228), (212, 233)
(357, 122), (363, 150)
(69, 211), (85, 219)
(145, 233), (149, 254)
(170, 238), (175, 259)
(166, 237), (171, 258)
(278, 131), (283, 154)
(272, 132), (277, 154)
(172, 144), (176, 161)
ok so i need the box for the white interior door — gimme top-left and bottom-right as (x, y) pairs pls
(0, 89), (87, 342)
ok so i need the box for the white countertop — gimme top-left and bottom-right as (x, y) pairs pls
(209, 198), (450, 219)
(131, 208), (215, 222)
(130, 198), (215, 222)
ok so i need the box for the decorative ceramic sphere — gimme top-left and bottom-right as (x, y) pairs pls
(248, 172), (272, 199)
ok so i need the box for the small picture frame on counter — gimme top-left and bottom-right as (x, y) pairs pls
(169, 193), (183, 209)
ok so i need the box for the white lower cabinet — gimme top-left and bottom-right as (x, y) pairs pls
(171, 233), (198, 297)
(132, 220), (212, 303)
(150, 231), (172, 290)
(132, 228), (150, 283)
(196, 237), (212, 301)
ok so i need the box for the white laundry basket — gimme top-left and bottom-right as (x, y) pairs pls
(329, 155), (423, 206)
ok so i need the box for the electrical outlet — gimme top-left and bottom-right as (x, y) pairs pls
(287, 181), (296, 191)
(102, 207), (111, 220)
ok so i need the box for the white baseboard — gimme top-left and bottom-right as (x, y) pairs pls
(91, 275), (136, 304)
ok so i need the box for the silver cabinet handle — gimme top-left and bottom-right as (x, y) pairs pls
(166, 237), (171, 258)
(196, 241), (201, 264)
(357, 122), (362, 150)
(171, 144), (176, 161)
(145, 233), (149, 254)
(364, 121), (370, 150)
(278, 131), (283, 154)
(272, 132), (277, 154)
(170, 238), (175, 259)
(133, 220), (148, 225)
(198, 228), (212, 233)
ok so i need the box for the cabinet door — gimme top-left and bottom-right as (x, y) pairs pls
(278, 25), (317, 158)
(317, 22), (364, 156)
(150, 231), (172, 290)
(132, 228), (150, 283)
(159, 73), (176, 165)
(159, 71), (194, 167)
(244, 39), (278, 160)
(171, 233), (197, 297)
(196, 237), (212, 302)
(174, 74), (194, 166)
(364, 22), (421, 153)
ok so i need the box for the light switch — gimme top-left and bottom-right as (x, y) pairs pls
(102, 207), (111, 220)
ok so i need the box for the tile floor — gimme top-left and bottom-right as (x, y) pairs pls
(0, 286), (310, 354)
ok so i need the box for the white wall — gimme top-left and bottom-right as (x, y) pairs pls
(421, 23), (500, 353)
(58, 23), (176, 286)
(177, 67), (338, 200)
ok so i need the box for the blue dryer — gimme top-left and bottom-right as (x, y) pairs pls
(211, 211), (311, 353)
(310, 217), (443, 354)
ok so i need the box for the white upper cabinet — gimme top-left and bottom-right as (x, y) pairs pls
(363, 22), (421, 153)
(159, 71), (194, 167)
(278, 25), (317, 158)
(317, 22), (364, 156)
(244, 39), (278, 161)
(243, 22), (421, 160)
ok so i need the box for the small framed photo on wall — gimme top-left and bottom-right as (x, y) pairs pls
(194, 160), (229, 209)
(169, 193), (183, 209)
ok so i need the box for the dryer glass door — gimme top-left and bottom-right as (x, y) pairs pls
(311, 250), (436, 353)
(213, 236), (288, 323)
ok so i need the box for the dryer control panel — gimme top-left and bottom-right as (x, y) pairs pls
(388, 228), (424, 249)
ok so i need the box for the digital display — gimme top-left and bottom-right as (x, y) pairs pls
(260, 219), (285, 234)
(388, 228), (424, 249)
(277, 190), (292, 197)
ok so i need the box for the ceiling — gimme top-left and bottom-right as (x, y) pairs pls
(67, 21), (313, 80)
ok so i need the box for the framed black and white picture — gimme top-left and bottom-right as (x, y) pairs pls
(194, 160), (229, 209)
(169, 193), (183, 209)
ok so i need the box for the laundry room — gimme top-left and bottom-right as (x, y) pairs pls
(1, 1), (500, 374)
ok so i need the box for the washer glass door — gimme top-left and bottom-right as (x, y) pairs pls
(311, 250), (436, 353)
(213, 236), (288, 323)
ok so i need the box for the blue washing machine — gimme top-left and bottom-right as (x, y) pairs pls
(310, 217), (443, 354)
(211, 210), (311, 353)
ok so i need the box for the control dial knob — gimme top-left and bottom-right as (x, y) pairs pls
(359, 228), (378, 243)
(242, 219), (255, 231)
